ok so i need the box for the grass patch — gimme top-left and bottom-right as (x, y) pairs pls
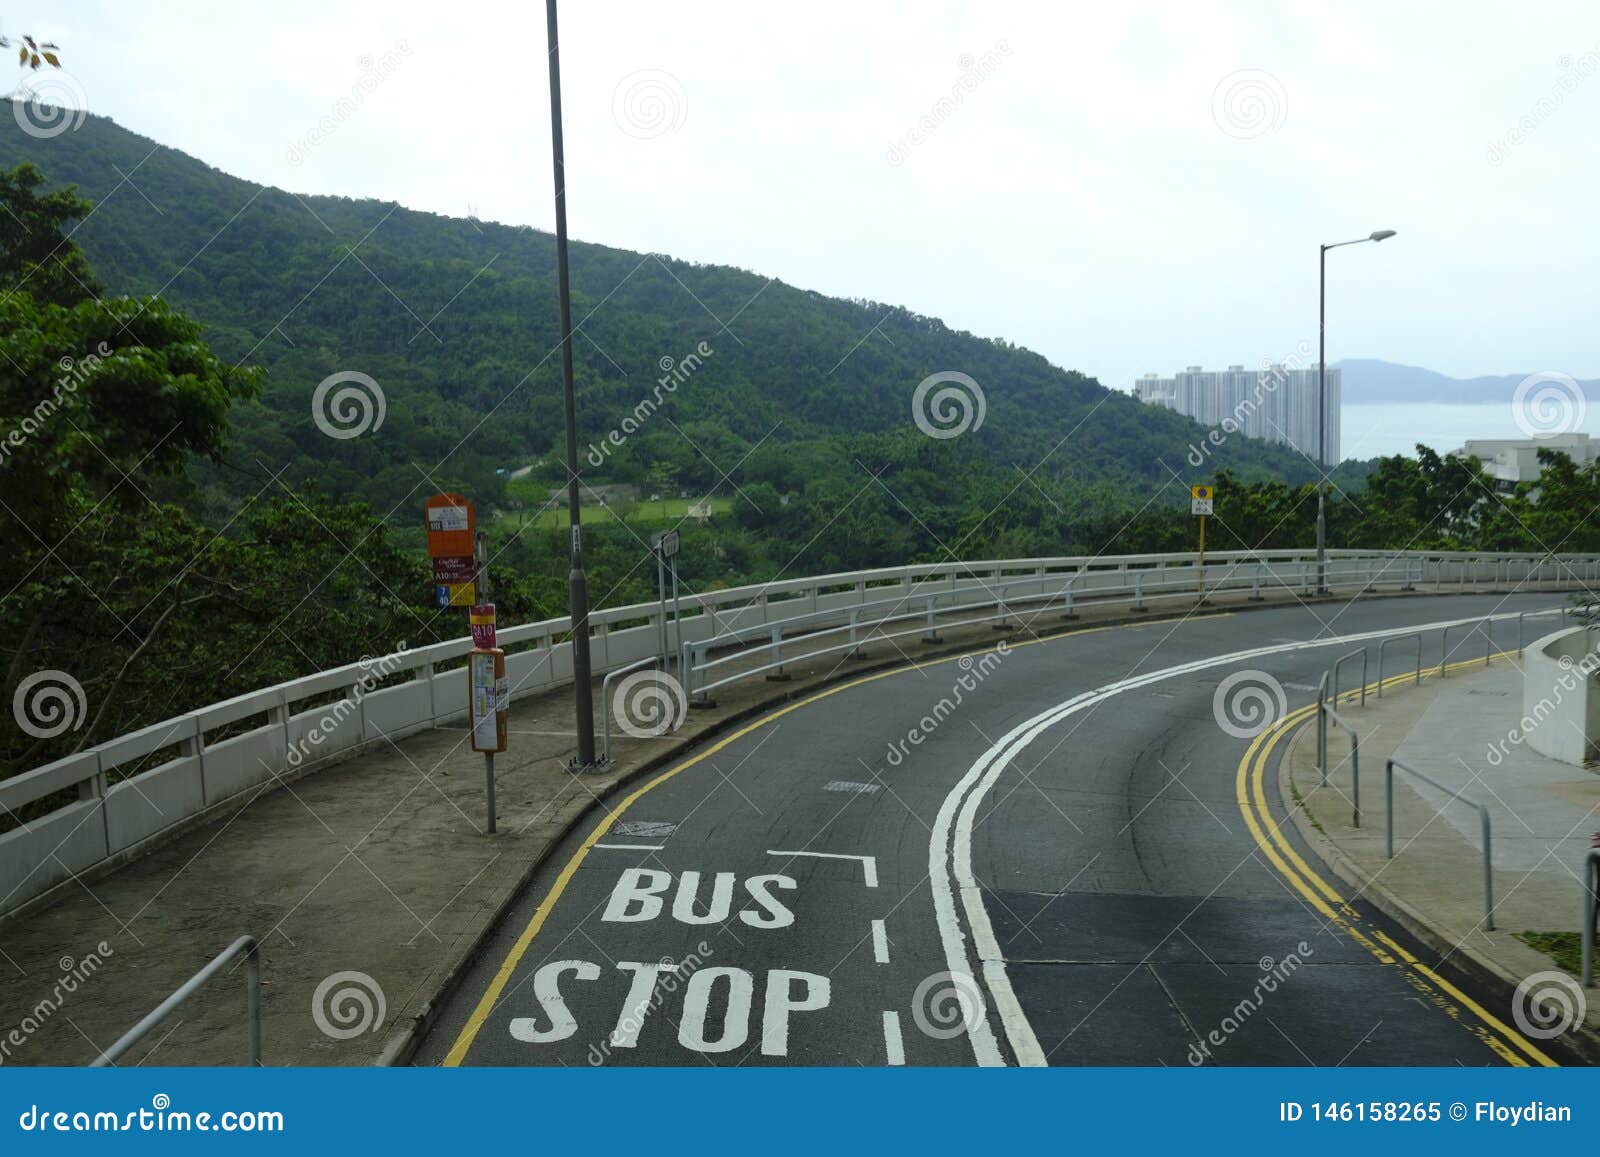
(1290, 782), (1324, 834)
(496, 493), (733, 530)
(1517, 931), (1582, 974)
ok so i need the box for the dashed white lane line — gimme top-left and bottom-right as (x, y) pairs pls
(882, 1011), (905, 1066)
(592, 843), (666, 851)
(931, 607), (1559, 1069)
(766, 849), (879, 888)
(871, 919), (890, 963)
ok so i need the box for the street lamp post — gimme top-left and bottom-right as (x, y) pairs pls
(544, 0), (598, 769)
(1316, 229), (1396, 595)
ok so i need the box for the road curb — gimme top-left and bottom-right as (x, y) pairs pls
(1276, 717), (1600, 1065)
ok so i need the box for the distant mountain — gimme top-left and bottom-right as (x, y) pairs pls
(1336, 358), (1600, 406)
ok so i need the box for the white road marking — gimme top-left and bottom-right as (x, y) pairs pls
(871, 919), (890, 963)
(882, 1011), (905, 1066)
(766, 849), (879, 888)
(593, 843), (665, 851)
(931, 607), (1558, 1068)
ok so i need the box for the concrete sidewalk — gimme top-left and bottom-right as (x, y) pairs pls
(1282, 654), (1600, 1057)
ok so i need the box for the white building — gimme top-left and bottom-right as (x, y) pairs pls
(1134, 364), (1339, 462)
(1456, 433), (1599, 494)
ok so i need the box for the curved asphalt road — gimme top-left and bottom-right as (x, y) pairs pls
(415, 593), (1575, 1068)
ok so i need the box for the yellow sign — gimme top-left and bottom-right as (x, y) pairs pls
(1191, 485), (1213, 500)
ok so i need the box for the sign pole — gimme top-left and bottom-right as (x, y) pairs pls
(546, 0), (597, 771)
(1190, 484), (1214, 605)
(656, 548), (669, 667)
(671, 554), (682, 672)
(474, 531), (497, 834)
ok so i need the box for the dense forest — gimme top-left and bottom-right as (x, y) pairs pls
(3, 110), (1598, 778)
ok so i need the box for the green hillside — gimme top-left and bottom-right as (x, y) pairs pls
(0, 106), (1319, 533)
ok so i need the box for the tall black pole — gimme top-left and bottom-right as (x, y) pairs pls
(1316, 243), (1327, 596)
(545, 0), (596, 767)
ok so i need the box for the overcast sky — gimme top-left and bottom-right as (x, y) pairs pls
(9, 0), (1599, 406)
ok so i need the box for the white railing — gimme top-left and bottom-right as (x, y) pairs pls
(3, 547), (1597, 917)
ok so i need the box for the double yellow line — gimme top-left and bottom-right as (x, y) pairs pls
(1235, 657), (1556, 1067)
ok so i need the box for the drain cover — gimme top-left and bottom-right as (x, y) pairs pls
(824, 781), (881, 794)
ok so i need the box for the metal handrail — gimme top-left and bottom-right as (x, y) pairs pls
(1439, 618), (1492, 677)
(1385, 757), (1495, 930)
(1331, 647), (1369, 707)
(600, 656), (662, 764)
(688, 557), (1397, 701)
(1319, 702), (1361, 827)
(91, 935), (260, 1066)
(1376, 633), (1423, 698)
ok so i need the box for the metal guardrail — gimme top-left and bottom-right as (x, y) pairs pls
(4, 546), (1594, 919)
(1439, 618), (1493, 677)
(1385, 757), (1495, 930)
(600, 656), (663, 765)
(91, 935), (260, 1066)
(1318, 701), (1361, 828)
(1376, 633), (1423, 698)
(685, 555), (1421, 704)
(1331, 647), (1369, 708)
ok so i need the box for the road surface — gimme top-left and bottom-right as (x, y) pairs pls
(415, 592), (1572, 1067)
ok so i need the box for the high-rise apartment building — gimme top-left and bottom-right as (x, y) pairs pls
(1134, 364), (1339, 462)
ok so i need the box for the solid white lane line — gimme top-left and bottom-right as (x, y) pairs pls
(871, 919), (890, 963)
(592, 843), (665, 851)
(766, 849), (879, 888)
(931, 607), (1553, 1069)
(882, 1011), (905, 1066)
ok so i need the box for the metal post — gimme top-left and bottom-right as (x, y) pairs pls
(1384, 760), (1393, 858)
(656, 549), (668, 666)
(1316, 243), (1327, 596)
(1583, 848), (1599, 987)
(475, 532), (498, 831)
(546, 0), (596, 769)
(245, 941), (261, 1066)
(671, 555), (682, 670)
(1481, 807), (1495, 931)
